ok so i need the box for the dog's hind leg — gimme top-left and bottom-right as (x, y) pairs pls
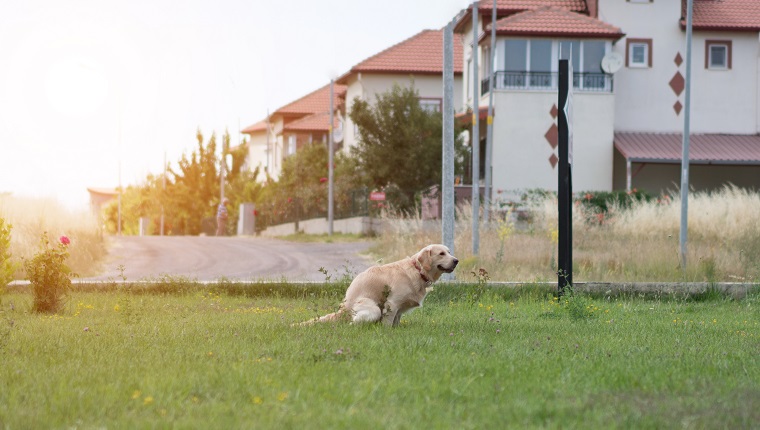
(351, 298), (382, 323)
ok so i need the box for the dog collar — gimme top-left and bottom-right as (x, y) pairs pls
(412, 260), (432, 285)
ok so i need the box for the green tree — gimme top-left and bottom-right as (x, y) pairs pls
(348, 82), (466, 213)
(255, 142), (368, 229)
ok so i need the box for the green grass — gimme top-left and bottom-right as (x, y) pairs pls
(1, 283), (759, 429)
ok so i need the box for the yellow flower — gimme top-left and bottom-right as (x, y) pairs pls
(277, 392), (289, 402)
(132, 390), (141, 399)
(252, 396), (263, 405)
(114, 304), (120, 312)
(143, 396), (154, 405)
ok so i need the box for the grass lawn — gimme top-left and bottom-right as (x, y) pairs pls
(1, 283), (759, 429)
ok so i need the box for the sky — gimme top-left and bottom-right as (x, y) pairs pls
(0, 0), (469, 210)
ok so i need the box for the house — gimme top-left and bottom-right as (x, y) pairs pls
(241, 84), (346, 180)
(456, 0), (760, 201)
(242, 28), (465, 180)
(336, 28), (464, 150)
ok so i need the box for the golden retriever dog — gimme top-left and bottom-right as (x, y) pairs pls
(303, 244), (458, 326)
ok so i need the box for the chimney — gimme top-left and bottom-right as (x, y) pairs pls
(587, 0), (598, 18)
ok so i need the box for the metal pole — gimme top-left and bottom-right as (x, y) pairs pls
(265, 110), (271, 174)
(484, 0), (496, 225)
(220, 142), (225, 202)
(328, 79), (335, 236)
(680, 0), (693, 270)
(161, 150), (165, 236)
(442, 18), (456, 275)
(471, 1), (480, 255)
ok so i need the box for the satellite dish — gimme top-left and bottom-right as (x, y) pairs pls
(601, 52), (624, 74)
(332, 116), (344, 144)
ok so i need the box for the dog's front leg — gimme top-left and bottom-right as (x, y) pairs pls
(381, 305), (399, 327)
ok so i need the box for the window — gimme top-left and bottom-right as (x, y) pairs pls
(626, 38), (652, 68)
(419, 98), (441, 113)
(529, 40), (552, 87)
(287, 135), (296, 156)
(706, 40), (732, 70)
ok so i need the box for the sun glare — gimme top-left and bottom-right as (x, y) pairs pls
(45, 57), (109, 118)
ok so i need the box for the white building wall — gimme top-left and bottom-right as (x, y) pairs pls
(491, 90), (615, 196)
(341, 73), (463, 151)
(599, 0), (759, 133)
(246, 131), (268, 181)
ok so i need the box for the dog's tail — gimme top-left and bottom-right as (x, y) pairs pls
(293, 308), (346, 326)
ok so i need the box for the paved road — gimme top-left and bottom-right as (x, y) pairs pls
(82, 236), (374, 282)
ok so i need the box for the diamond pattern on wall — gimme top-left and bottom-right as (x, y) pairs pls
(673, 100), (683, 115)
(550, 104), (558, 119)
(545, 124), (558, 149)
(674, 52), (683, 67)
(549, 153), (558, 169)
(669, 72), (685, 96)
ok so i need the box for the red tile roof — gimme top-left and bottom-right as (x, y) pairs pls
(615, 133), (760, 165)
(456, 0), (589, 33)
(338, 29), (463, 83)
(241, 120), (267, 134)
(682, 0), (760, 32)
(282, 112), (340, 133)
(275, 83), (347, 116)
(487, 6), (624, 39)
(478, 0), (588, 14)
(241, 84), (346, 134)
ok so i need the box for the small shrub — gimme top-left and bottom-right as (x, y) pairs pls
(24, 233), (76, 314)
(0, 217), (17, 290)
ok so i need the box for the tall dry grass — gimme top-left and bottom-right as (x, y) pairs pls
(0, 195), (107, 278)
(373, 186), (760, 283)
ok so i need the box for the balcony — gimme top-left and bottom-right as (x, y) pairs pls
(481, 71), (613, 94)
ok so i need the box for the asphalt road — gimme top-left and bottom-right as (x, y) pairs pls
(82, 236), (374, 282)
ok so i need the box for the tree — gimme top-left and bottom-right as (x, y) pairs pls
(102, 129), (258, 236)
(349, 82), (466, 213)
(254, 142), (368, 229)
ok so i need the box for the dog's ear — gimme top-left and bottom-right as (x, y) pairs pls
(419, 246), (433, 272)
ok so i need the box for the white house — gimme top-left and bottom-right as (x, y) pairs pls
(242, 28), (464, 182)
(456, 0), (760, 200)
(336, 28), (464, 151)
(241, 84), (346, 181)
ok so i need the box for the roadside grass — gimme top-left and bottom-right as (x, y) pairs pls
(1, 283), (758, 429)
(374, 186), (760, 283)
(0, 195), (107, 278)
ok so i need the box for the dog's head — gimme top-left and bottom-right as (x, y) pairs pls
(415, 244), (458, 282)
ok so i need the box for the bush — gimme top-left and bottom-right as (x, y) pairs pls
(0, 217), (16, 290)
(24, 233), (76, 313)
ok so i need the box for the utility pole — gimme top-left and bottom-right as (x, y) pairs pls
(442, 17), (456, 275)
(484, 0), (496, 224)
(161, 150), (165, 236)
(471, 1), (480, 255)
(328, 79), (335, 236)
(680, 0), (693, 270)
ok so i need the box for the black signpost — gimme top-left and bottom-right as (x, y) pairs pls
(558, 59), (573, 296)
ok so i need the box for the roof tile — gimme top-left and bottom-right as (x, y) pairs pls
(346, 29), (464, 76)
(684, 0), (760, 32)
(615, 133), (760, 165)
(478, 0), (588, 14)
(275, 84), (347, 116)
(489, 6), (623, 39)
(282, 112), (340, 133)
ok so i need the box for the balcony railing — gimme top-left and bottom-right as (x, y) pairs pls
(481, 71), (613, 94)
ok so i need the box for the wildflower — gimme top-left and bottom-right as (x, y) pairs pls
(143, 396), (154, 405)
(114, 304), (120, 312)
(252, 396), (263, 405)
(59, 235), (70, 246)
(277, 392), (289, 402)
(132, 390), (141, 399)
